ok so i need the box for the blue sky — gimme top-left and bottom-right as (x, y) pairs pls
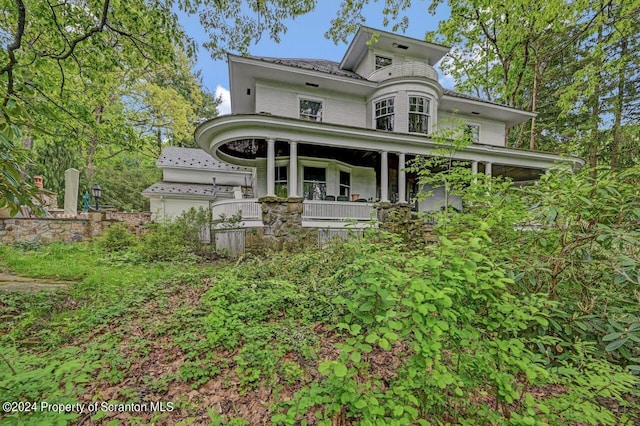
(178, 1), (451, 114)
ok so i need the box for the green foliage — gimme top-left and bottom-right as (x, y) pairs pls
(85, 154), (160, 212)
(98, 224), (137, 253)
(0, 116), (41, 216)
(278, 232), (638, 425)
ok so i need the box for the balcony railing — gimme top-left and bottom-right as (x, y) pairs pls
(210, 199), (262, 226)
(302, 200), (376, 222)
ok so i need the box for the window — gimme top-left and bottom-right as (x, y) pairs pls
(375, 55), (393, 70)
(339, 171), (351, 197)
(408, 96), (430, 134)
(375, 98), (394, 131)
(464, 124), (480, 143)
(303, 167), (326, 200)
(275, 166), (287, 197)
(299, 99), (323, 121)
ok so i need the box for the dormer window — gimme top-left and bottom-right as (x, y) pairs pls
(375, 55), (393, 70)
(408, 96), (430, 134)
(375, 98), (395, 131)
(299, 98), (323, 121)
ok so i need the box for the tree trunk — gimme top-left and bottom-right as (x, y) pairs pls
(611, 37), (627, 170)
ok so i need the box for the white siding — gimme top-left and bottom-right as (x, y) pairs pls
(437, 112), (506, 147)
(254, 81), (366, 127)
(351, 167), (377, 200)
(149, 198), (212, 221)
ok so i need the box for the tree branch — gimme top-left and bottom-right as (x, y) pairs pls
(1, 0), (26, 106)
(44, 0), (111, 60)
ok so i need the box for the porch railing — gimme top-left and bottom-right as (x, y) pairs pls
(210, 198), (262, 222)
(302, 200), (376, 222)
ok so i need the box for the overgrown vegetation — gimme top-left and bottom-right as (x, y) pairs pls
(1, 164), (639, 424)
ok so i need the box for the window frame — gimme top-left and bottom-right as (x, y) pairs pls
(302, 166), (327, 200)
(374, 97), (395, 131)
(298, 97), (324, 122)
(408, 95), (431, 134)
(464, 124), (480, 143)
(274, 165), (288, 197)
(339, 170), (351, 198)
(375, 55), (393, 70)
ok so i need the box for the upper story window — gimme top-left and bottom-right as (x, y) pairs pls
(464, 124), (480, 143)
(299, 99), (323, 121)
(408, 96), (430, 134)
(375, 55), (393, 69)
(375, 98), (394, 131)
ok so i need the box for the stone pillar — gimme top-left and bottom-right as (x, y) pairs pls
(258, 196), (312, 250)
(64, 168), (79, 215)
(398, 153), (406, 203)
(289, 141), (298, 197)
(471, 161), (478, 174)
(266, 138), (276, 196)
(380, 151), (389, 202)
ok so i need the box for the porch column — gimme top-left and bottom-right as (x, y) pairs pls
(289, 141), (298, 197)
(485, 162), (492, 177)
(266, 138), (275, 196)
(471, 161), (478, 174)
(380, 150), (389, 202)
(398, 153), (406, 203)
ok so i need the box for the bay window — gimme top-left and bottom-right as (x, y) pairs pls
(375, 98), (395, 131)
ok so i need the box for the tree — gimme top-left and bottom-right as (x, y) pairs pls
(1, 0), (330, 212)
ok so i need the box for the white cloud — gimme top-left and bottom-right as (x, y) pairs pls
(215, 85), (231, 115)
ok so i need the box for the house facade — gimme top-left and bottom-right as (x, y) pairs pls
(152, 26), (583, 228)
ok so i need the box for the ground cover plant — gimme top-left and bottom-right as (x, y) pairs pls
(1, 166), (639, 425)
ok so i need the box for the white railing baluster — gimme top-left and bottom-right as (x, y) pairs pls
(302, 200), (375, 221)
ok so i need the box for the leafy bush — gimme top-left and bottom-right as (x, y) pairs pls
(137, 208), (213, 261)
(276, 231), (638, 425)
(98, 223), (137, 252)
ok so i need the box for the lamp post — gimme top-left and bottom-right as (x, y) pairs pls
(91, 184), (102, 211)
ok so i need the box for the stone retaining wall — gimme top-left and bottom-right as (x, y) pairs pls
(0, 212), (152, 245)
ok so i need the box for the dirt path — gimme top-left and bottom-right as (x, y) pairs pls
(0, 272), (75, 291)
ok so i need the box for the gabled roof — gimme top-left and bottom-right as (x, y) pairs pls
(157, 147), (250, 172)
(340, 26), (451, 70)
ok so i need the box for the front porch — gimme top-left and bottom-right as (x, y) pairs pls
(210, 197), (377, 229)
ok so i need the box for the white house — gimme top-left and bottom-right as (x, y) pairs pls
(152, 26), (583, 227)
(142, 147), (256, 221)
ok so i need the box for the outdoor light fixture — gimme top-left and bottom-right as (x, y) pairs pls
(91, 184), (102, 211)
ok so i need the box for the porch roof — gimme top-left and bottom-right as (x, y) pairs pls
(142, 182), (233, 199)
(195, 113), (584, 171)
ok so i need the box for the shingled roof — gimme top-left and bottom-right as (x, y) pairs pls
(442, 89), (516, 109)
(250, 57), (367, 80)
(157, 147), (250, 171)
(142, 182), (235, 198)
(253, 57), (512, 109)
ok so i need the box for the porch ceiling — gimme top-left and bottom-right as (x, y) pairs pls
(195, 113), (584, 170)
